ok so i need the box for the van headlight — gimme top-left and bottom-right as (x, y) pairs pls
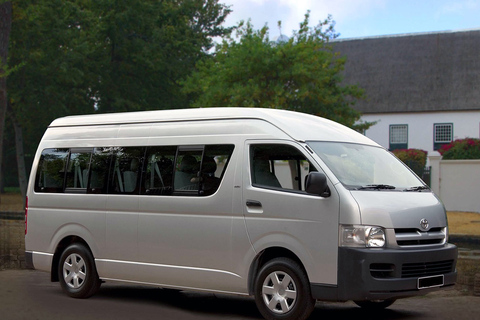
(340, 225), (386, 248)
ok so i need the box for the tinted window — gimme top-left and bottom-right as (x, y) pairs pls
(200, 145), (234, 196)
(109, 147), (145, 194)
(88, 148), (112, 194)
(65, 150), (92, 190)
(143, 146), (176, 195)
(35, 148), (69, 193)
(174, 148), (203, 192)
(33, 144), (235, 196)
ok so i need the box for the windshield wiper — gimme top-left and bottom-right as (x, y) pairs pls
(404, 185), (430, 192)
(356, 184), (396, 190)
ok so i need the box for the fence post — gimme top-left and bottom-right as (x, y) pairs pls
(428, 153), (442, 196)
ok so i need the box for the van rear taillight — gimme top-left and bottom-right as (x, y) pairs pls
(25, 196), (28, 235)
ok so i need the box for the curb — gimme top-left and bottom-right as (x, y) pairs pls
(450, 234), (480, 244)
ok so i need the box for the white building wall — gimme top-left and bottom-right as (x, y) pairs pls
(360, 111), (480, 154)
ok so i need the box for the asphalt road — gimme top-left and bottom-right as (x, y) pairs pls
(0, 269), (479, 320)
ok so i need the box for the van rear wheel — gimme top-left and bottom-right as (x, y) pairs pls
(254, 258), (315, 320)
(58, 243), (101, 299)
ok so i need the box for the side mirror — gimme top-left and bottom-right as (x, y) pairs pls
(305, 172), (330, 197)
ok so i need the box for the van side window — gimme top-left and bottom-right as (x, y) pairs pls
(250, 144), (317, 192)
(143, 146), (176, 195)
(88, 148), (112, 194)
(65, 149), (93, 190)
(200, 145), (235, 196)
(33, 144), (235, 196)
(110, 147), (145, 194)
(174, 148), (203, 192)
(35, 148), (69, 193)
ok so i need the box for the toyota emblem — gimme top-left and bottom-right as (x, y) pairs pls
(420, 218), (429, 230)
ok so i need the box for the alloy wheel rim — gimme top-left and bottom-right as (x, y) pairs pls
(63, 253), (86, 289)
(262, 271), (297, 314)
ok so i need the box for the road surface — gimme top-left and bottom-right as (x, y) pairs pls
(0, 269), (478, 320)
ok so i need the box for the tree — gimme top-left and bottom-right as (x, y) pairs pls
(0, 1), (12, 197)
(183, 11), (369, 130)
(91, 0), (233, 113)
(5, 0), (233, 195)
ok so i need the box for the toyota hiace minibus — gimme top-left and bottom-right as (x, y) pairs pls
(25, 108), (457, 320)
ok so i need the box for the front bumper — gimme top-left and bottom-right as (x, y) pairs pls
(311, 243), (458, 301)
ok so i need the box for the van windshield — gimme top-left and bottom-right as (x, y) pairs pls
(307, 142), (425, 191)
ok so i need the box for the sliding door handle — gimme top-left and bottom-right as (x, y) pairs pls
(246, 200), (262, 208)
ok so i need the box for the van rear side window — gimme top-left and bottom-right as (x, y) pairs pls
(34, 145), (234, 196)
(88, 148), (112, 194)
(143, 146), (176, 195)
(35, 148), (69, 193)
(65, 149), (92, 190)
(110, 147), (144, 194)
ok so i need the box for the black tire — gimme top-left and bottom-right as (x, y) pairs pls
(58, 243), (101, 299)
(354, 299), (396, 310)
(254, 258), (315, 320)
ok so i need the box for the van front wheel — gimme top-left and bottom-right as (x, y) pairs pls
(58, 243), (101, 299)
(254, 258), (315, 320)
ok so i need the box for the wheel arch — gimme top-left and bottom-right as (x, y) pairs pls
(51, 236), (93, 282)
(247, 246), (309, 295)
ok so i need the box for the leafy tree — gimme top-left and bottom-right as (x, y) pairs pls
(0, 1), (12, 196)
(91, 0), (232, 113)
(5, 0), (233, 195)
(183, 11), (368, 130)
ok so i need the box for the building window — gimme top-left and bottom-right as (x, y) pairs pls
(389, 125), (408, 151)
(434, 123), (453, 150)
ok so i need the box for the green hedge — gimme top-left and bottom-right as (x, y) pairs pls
(439, 138), (480, 160)
(392, 148), (427, 176)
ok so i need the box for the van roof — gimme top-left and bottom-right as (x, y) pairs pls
(49, 107), (378, 146)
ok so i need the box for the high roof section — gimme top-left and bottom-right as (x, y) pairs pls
(49, 107), (377, 146)
(333, 29), (480, 114)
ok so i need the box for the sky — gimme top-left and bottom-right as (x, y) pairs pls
(220, 0), (480, 40)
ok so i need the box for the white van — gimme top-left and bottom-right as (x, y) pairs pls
(25, 108), (457, 320)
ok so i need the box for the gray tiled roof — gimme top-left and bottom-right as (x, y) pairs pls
(333, 29), (480, 114)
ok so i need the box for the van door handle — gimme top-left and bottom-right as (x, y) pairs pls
(246, 200), (262, 208)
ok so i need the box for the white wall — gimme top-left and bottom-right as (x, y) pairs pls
(360, 111), (480, 155)
(429, 156), (480, 213)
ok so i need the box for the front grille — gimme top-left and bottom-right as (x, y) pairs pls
(395, 227), (446, 246)
(401, 260), (454, 278)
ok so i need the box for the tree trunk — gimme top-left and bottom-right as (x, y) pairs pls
(8, 104), (27, 202)
(0, 2), (13, 198)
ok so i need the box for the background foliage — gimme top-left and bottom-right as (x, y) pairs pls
(1, 1), (367, 192)
(4, 0), (232, 192)
(183, 11), (368, 130)
(392, 148), (428, 177)
(439, 138), (480, 160)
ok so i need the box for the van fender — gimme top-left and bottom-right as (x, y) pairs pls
(49, 222), (101, 258)
(248, 232), (316, 284)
